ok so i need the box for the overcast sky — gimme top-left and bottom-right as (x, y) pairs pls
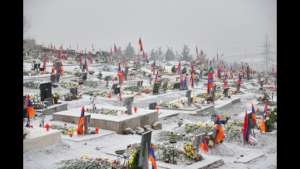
(24, 0), (276, 61)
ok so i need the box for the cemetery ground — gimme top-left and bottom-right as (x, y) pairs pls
(23, 60), (276, 169)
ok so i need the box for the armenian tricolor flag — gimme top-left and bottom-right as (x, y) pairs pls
(251, 104), (257, 125)
(207, 66), (214, 93)
(139, 38), (144, 52)
(148, 144), (157, 169)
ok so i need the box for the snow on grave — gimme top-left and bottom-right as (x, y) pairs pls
(53, 107), (159, 134)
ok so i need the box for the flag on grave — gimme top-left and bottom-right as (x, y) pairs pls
(139, 38), (144, 52)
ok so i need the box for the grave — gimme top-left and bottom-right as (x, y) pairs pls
(40, 82), (52, 101)
(36, 103), (68, 115)
(52, 107), (158, 133)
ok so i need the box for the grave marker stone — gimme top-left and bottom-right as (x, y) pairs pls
(70, 88), (78, 96)
(123, 96), (134, 115)
(186, 90), (192, 105)
(82, 72), (87, 81)
(153, 82), (161, 94)
(40, 82), (52, 101)
(193, 133), (205, 154)
(139, 131), (152, 169)
(84, 114), (91, 134)
(173, 82), (180, 89)
(149, 102), (157, 110)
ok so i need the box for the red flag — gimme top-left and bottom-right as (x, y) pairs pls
(138, 38), (143, 52)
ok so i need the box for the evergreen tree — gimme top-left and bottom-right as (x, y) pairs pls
(124, 43), (136, 59)
(165, 48), (176, 61)
(181, 45), (192, 61)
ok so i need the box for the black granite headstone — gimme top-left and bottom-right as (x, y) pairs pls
(153, 82), (161, 94)
(82, 72), (87, 81)
(149, 102), (157, 110)
(70, 88), (78, 96)
(40, 82), (52, 101)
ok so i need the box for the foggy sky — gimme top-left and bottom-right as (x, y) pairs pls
(24, 0), (276, 60)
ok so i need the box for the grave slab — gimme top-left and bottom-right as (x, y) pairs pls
(53, 107), (158, 133)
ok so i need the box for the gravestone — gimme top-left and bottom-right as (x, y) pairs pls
(40, 82), (52, 101)
(153, 82), (161, 94)
(149, 102), (157, 110)
(112, 84), (120, 94)
(84, 114), (91, 134)
(186, 90), (192, 106)
(139, 131), (152, 169)
(193, 133), (205, 154)
(173, 82), (180, 89)
(70, 88), (78, 96)
(137, 81), (143, 88)
(112, 83), (118, 90)
(114, 87), (120, 95)
(82, 72), (87, 81)
(123, 96), (134, 115)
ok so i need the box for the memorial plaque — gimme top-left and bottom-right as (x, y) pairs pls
(40, 82), (52, 101)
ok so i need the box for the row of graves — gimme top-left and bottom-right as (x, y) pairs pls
(24, 55), (277, 168)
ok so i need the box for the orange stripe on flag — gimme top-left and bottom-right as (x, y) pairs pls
(26, 107), (36, 119)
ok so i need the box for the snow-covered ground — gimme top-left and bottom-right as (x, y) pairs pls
(23, 62), (276, 168)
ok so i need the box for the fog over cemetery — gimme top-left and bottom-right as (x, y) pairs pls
(23, 1), (276, 169)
